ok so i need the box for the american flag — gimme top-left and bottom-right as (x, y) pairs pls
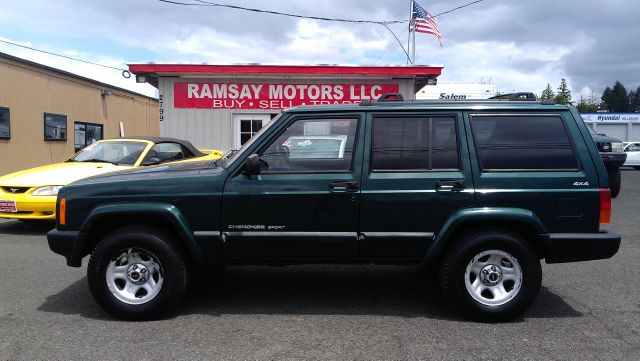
(412, 1), (443, 45)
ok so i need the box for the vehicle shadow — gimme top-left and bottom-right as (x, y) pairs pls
(0, 220), (54, 236)
(38, 265), (582, 321)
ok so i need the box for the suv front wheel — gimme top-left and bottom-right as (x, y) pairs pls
(439, 229), (542, 322)
(87, 225), (190, 320)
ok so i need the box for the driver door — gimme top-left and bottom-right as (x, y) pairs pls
(221, 114), (364, 260)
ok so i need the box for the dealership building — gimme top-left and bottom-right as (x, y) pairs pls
(0, 52), (159, 176)
(128, 64), (443, 151)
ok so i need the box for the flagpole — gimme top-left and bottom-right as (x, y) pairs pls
(410, 1), (416, 64)
(407, 0), (413, 64)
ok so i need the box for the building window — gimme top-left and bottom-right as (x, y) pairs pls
(371, 116), (459, 171)
(240, 119), (264, 145)
(44, 113), (67, 141)
(470, 115), (578, 171)
(74, 122), (104, 151)
(0, 107), (9, 139)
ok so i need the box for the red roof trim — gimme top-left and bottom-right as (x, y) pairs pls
(128, 64), (442, 76)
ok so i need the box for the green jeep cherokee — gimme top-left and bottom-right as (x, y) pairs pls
(47, 96), (621, 322)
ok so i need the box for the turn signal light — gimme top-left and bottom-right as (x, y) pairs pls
(599, 188), (611, 224)
(59, 197), (66, 226)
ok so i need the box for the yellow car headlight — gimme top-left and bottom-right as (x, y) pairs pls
(32, 186), (63, 196)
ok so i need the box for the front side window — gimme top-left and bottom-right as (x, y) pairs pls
(259, 117), (358, 173)
(74, 122), (104, 151)
(471, 115), (578, 171)
(371, 116), (459, 171)
(626, 143), (640, 152)
(0, 107), (9, 139)
(44, 113), (67, 141)
(141, 143), (187, 165)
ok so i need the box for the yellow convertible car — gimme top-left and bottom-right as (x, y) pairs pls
(0, 137), (222, 221)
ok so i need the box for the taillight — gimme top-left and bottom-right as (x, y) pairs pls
(59, 197), (66, 226)
(599, 188), (611, 224)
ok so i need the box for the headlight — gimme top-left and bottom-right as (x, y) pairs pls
(611, 142), (624, 153)
(32, 186), (63, 196)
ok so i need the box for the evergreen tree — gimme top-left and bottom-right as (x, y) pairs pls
(541, 83), (555, 100)
(629, 87), (640, 112)
(601, 86), (613, 110)
(609, 81), (630, 112)
(554, 78), (572, 105)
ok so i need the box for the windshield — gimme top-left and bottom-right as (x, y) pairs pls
(222, 113), (282, 168)
(70, 141), (148, 166)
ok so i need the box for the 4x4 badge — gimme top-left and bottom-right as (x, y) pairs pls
(572, 181), (589, 186)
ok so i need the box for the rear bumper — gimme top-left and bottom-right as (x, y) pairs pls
(47, 228), (84, 267)
(543, 231), (621, 263)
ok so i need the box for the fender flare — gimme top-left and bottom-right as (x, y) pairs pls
(424, 207), (548, 265)
(77, 202), (206, 265)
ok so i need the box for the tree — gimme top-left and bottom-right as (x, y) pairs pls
(601, 86), (613, 110)
(576, 95), (600, 112)
(602, 81), (630, 112)
(541, 83), (555, 101)
(629, 86), (640, 112)
(554, 78), (572, 105)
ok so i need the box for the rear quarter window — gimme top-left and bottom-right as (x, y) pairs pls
(470, 115), (578, 171)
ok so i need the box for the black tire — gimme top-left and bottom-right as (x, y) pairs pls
(607, 168), (622, 198)
(87, 225), (190, 321)
(438, 228), (542, 322)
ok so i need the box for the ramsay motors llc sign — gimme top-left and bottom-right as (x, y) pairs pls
(174, 82), (399, 109)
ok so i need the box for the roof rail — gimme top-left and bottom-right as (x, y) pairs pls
(377, 93), (404, 102)
(488, 92), (538, 101)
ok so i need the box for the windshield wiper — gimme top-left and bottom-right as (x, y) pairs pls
(78, 158), (120, 166)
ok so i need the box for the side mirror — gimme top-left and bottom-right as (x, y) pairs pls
(243, 154), (261, 176)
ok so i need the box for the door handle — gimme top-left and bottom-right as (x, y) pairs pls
(329, 181), (360, 192)
(436, 180), (465, 191)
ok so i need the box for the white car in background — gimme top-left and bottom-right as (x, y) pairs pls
(623, 142), (640, 169)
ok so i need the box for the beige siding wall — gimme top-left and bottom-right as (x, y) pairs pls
(0, 57), (158, 176)
(158, 77), (415, 151)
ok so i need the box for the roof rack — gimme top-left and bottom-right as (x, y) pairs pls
(358, 92), (558, 106)
(377, 93), (404, 102)
(488, 92), (538, 101)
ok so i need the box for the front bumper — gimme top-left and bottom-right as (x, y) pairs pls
(600, 152), (627, 168)
(0, 192), (56, 220)
(47, 228), (84, 267)
(544, 231), (621, 263)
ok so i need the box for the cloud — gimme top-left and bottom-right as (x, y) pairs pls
(1, 0), (639, 100)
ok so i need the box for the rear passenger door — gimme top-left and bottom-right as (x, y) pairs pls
(358, 112), (475, 259)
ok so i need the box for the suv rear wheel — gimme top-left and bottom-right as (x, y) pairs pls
(87, 225), (189, 320)
(439, 229), (541, 322)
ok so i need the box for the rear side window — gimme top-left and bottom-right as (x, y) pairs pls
(470, 115), (578, 171)
(371, 116), (458, 171)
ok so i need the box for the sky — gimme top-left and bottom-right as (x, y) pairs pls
(1, 0), (639, 99)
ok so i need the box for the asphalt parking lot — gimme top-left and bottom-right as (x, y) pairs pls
(1, 172), (639, 360)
